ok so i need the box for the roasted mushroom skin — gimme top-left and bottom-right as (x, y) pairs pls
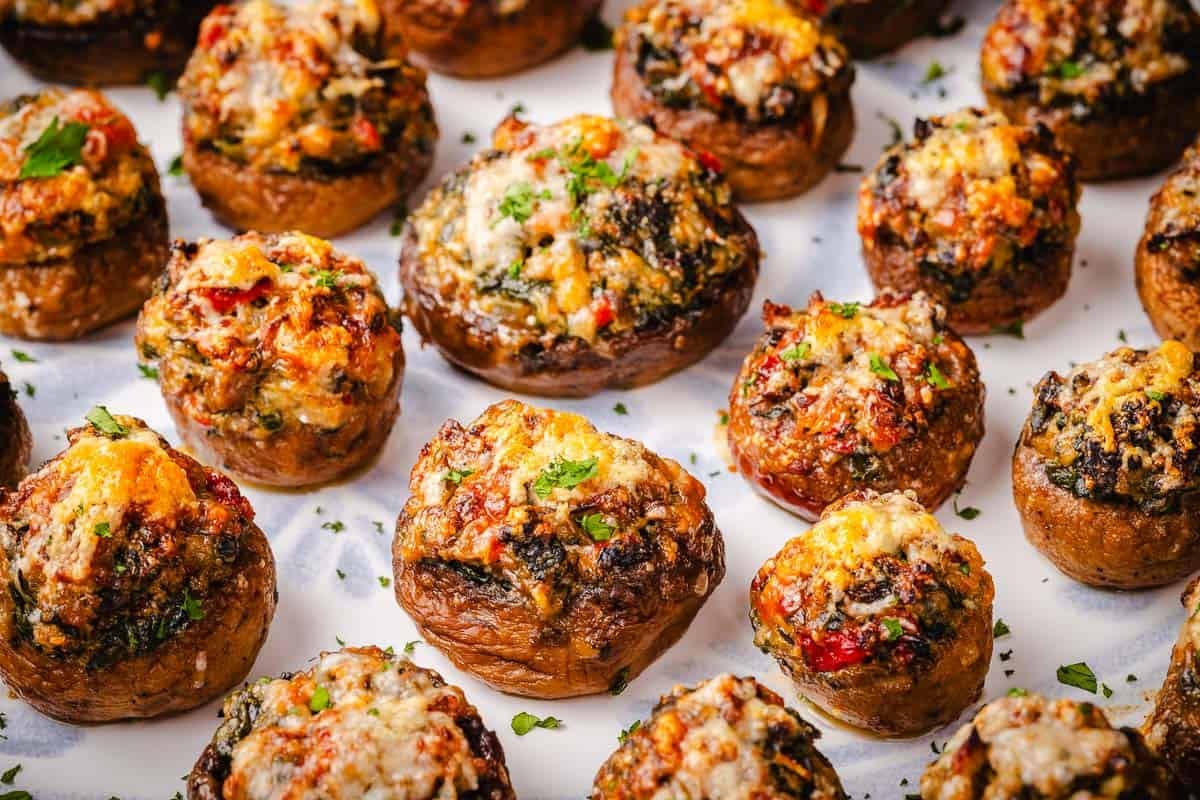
(187, 646), (515, 800)
(0, 414), (276, 723)
(591, 674), (846, 799)
(792, 0), (951, 58)
(393, 399), (725, 698)
(1137, 142), (1200, 351)
(1013, 342), (1200, 588)
(0, 368), (31, 489)
(1143, 577), (1200, 788)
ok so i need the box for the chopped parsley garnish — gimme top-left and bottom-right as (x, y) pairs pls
(10, 350), (36, 364)
(146, 70), (171, 100)
(922, 61), (947, 83)
(828, 301), (860, 319)
(1127, 674), (1138, 682)
(991, 320), (1025, 339)
(617, 720), (641, 744)
(1007, 687), (1028, 697)
(876, 113), (903, 148)
(336, 569), (346, 580)
(182, 589), (204, 621)
(613, 402), (628, 415)
(335, 635), (346, 647)
(579, 12), (614, 51)
(1052, 60), (1084, 79)
(321, 520), (345, 533)
(869, 353), (899, 382)
(579, 513), (614, 542)
(309, 686), (331, 712)
(1057, 661), (1098, 694)
(511, 712), (561, 735)
(925, 363), (950, 389)
(1146, 389), (1166, 402)
(533, 457), (598, 498)
(506, 260), (523, 279)
(404, 640), (419, 655)
(0, 765), (20, 785)
(462, 131), (477, 145)
(20, 116), (89, 179)
(137, 363), (159, 380)
(167, 154), (185, 176)
(954, 498), (981, 520)
(21, 383), (33, 398)
(1101, 683), (1113, 698)
(94, 522), (112, 538)
(373, 521), (385, 535)
(86, 406), (128, 438)
(959, 563), (971, 575)
(999, 649), (1012, 661)
(495, 181), (549, 226)
(378, 576), (392, 588)
(718, 412), (729, 425)
(882, 618), (903, 640)
(993, 619), (1011, 637)
(780, 342), (811, 362)
(444, 468), (474, 485)
(313, 270), (341, 289)
(609, 667), (631, 695)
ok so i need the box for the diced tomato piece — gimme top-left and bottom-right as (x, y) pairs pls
(593, 296), (615, 329)
(801, 629), (869, 672)
(198, 278), (271, 314)
(206, 471), (255, 520)
(354, 118), (382, 151)
(696, 150), (723, 174)
(199, 18), (227, 49)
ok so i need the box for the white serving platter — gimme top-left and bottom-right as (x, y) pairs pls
(0, 0), (1190, 797)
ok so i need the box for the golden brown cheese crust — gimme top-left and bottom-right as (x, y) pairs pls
(0, 413), (276, 722)
(727, 291), (984, 519)
(923, 694), (1179, 799)
(136, 232), (404, 488)
(187, 647), (514, 800)
(0, 88), (160, 266)
(393, 399), (725, 698)
(2, 0), (145, 25)
(858, 108), (1080, 333)
(591, 674), (846, 800)
(1143, 577), (1200, 788)
(400, 114), (760, 395)
(179, 0), (436, 176)
(751, 491), (993, 736)
(617, 0), (851, 124)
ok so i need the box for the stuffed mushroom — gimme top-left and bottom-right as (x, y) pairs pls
(187, 646), (514, 800)
(0, 367), (31, 490)
(1136, 141), (1200, 350)
(136, 231), (405, 489)
(0, 0), (218, 85)
(611, 0), (854, 202)
(591, 674), (846, 799)
(379, 0), (602, 78)
(751, 490), (994, 737)
(393, 399), (725, 699)
(1014, 341), (1200, 588)
(727, 291), (984, 520)
(922, 693), (1179, 798)
(790, 0), (951, 58)
(0, 88), (168, 341)
(400, 114), (760, 397)
(178, 0), (437, 238)
(980, 0), (1200, 181)
(1142, 577), (1200, 789)
(0, 410), (276, 724)
(858, 108), (1080, 335)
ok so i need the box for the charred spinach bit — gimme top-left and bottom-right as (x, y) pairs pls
(1057, 661), (1098, 694)
(617, 719), (641, 744)
(849, 452), (883, 482)
(533, 457), (598, 498)
(579, 513), (614, 542)
(444, 468), (474, 485)
(85, 406), (128, 438)
(20, 116), (89, 179)
(608, 667), (631, 695)
(309, 686), (331, 712)
(511, 712), (561, 735)
(258, 410), (283, 432)
(182, 589), (204, 621)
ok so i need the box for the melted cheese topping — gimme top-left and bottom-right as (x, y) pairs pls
(179, 0), (434, 173)
(4, 0), (142, 24)
(923, 695), (1170, 798)
(137, 231), (401, 437)
(1145, 142), (1200, 247)
(982, 0), (1199, 105)
(859, 108), (1078, 278)
(592, 674), (843, 800)
(407, 114), (755, 346)
(620, 0), (850, 121)
(222, 649), (490, 800)
(0, 89), (156, 265)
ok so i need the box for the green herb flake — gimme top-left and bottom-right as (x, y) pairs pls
(780, 342), (811, 362)
(926, 363), (950, 389)
(959, 563), (971, 575)
(309, 686), (331, 713)
(579, 513), (614, 542)
(182, 589), (204, 621)
(314, 270), (341, 289)
(461, 132), (477, 145)
(1053, 60), (1084, 79)
(335, 635), (346, 647)
(1057, 662), (1098, 694)
(336, 569), (346, 580)
(613, 402), (629, 415)
(20, 116), (89, 179)
(1, 765), (20, 785)
(882, 618), (904, 640)
(1127, 674), (1138, 682)
(617, 719), (641, 744)
(1146, 389), (1167, 402)
(404, 640), (419, 655)
(94, 522), (111, 538)
(0, 791), (32, 800)
(10, 350), (36, 364)
(1102, 683), (1113, 698)
(21, 383), (33, 398)
(167, 154), (185, 176)
(495, 181), (540, 225)
(137, 363), (159, 380)
(533, 457), (599, 498)
(321, 520), (345, 534)
(954, 498), (981, 520)
(869, 353), (899, 382)
(609, 667), (631, 695)
(373, 521), (385, 535)
(444, 468), (474, 485)
(579, 12), (614, 51)
(923, 61), (947, 83)
(511, 712), (561, 736)
(146, 70), (172, 100)
(992, 320), (1025, 339)
(828, 301), (860, 319)
(378, 576), (392, 588)
(1007, 687), (1029, 697)
(993, 619), (1011, 638)
(85, 406), (129, 438)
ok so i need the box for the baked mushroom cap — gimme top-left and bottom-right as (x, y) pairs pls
(0, 411), (276, 723)
(187, 646), (514, 800)
(923, 694), (1179, 798)
(1137, 142), (1200, 350)
(136, 231), (405, 488)
(751, 490), (994, 736)
(727, 291), (984, 519)
(393, 399), (725, 698)
(1013, 341), (1200, 587)
(857, 107), (1080, 334)
(1143, 577), (1200, 788)
(0, 0), (218, 85)
(401, 113), (759, 396)
(379, 0), (602, 78)
(980, 0), (1200, 181)
(178, 0), (437, 237)
(790, 0), (951, 58)
(0, 368), (31, 489)
(0, 88), (167, 340)
(612, 0), (854, 201)
(591, 674), (846, 799)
